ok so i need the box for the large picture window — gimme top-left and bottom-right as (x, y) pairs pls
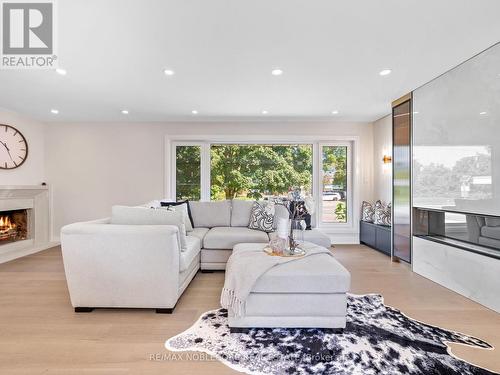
(172, 140), (353, 228)
(210, 144), (312, 200)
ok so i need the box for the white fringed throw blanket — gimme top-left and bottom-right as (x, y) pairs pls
(221, 243), (333, 317)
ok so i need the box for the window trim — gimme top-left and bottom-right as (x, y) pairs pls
(166, 135), (359, 232)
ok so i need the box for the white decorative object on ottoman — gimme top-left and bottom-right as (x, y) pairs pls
(222, 242), (351, 332)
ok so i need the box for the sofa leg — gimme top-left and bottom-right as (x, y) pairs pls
(201, 269), (214, 273)
(156, 308), (174, 314)
(75, 307), (94, 313)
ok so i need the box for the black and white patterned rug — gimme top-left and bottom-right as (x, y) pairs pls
(165, 294), (498, 375)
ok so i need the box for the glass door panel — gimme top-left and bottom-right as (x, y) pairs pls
(393, 100), (412, 262)
(320, 145), (349, 224)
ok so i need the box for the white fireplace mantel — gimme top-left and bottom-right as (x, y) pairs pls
(0, 185), (57, 263)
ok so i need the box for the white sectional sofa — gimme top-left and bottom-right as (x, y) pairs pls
(60, 199), (331, 313)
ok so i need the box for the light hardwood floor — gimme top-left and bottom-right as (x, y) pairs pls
(0, 245), (499, 375)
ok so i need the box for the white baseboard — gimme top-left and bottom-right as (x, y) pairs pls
(0, 241), (60, 264)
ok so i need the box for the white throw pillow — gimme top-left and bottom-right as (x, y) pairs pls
(159, 203), (194, 232)
(110, 205), (187, 251)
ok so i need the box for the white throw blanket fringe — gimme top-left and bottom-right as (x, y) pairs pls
(221, 243), (333, 317)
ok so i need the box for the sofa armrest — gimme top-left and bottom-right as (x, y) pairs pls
(60, 221), (182, 308)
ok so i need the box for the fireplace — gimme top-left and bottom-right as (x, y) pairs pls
(0, 185), (51, 263)
(0, 209), (29, 245)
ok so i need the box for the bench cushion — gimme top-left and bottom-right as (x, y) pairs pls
(204, 227), (269, 249)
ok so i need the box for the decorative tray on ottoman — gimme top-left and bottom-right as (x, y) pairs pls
(263, 246), (306, 257)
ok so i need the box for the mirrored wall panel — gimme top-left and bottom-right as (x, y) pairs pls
(413, 43), (500, 216)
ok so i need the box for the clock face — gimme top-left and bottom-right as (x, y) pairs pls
(0, 124), (28, 169)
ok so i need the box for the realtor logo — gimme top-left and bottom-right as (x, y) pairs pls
(1, 0), (57, 69)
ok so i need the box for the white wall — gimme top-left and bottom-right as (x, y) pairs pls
(45, 121), (374, 240)
(0, 108), (46, 186)
(372, 115), (392, 203)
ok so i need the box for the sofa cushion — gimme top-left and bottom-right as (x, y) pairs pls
(204, 227), (269, 249)
(485, 217), (500, 227)
(231, 199), (254, 227)
(481, 225), (500, 241)
(110, 205), (187, 251)
(190, 201), (231, 228)
(187, 227), (209, 247)
(180, 236), (201, 272)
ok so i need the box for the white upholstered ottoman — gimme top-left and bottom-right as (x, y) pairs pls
(227, 242), (351, 332)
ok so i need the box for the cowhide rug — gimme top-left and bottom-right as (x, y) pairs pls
(165, 293), (498, 375)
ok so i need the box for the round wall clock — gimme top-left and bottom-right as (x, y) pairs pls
(0, 124), (28, 169)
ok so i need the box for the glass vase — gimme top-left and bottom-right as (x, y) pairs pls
(288, 219), (305, 253)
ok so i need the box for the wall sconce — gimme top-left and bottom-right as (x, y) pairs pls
(382, 155), (392, 164)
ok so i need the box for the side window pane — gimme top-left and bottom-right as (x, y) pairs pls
(210, 144), (313, 200)
(322, 146), (348, 223)
(176, 146), (201, 200)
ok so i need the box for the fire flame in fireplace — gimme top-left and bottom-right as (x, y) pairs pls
(0, 215), (15, 233)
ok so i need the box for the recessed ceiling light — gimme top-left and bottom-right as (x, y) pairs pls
(163, 69), (175, 76)
(191, 110), (198, 115)
(121, 110), (129, 115)
(262, 110), (268, 115)
(271, 68), (283, 76)
(50, 109), (59, 114)
(379, 69), (392, 76)
(331, 110), (339, 115)
(480, 111), (487, 115)
(55, 68), (67, 76)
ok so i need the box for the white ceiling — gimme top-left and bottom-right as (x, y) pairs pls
(1, 0), (500, 123)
